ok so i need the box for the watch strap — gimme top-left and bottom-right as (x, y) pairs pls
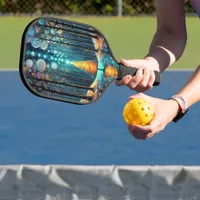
(168, 95), (189, 122)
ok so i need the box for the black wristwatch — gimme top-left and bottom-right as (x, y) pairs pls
(168, 95), (189, 123)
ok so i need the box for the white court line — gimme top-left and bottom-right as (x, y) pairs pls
(166, 68), (193, 72)
(0, 68), (18, 71)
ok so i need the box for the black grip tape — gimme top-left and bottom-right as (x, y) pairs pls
(117, 64), (160, 86)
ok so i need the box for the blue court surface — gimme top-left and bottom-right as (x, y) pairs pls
(0, 70), (199, 165)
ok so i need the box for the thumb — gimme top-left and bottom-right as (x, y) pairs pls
(144, 115), (161, 139)
(120, 59), (147, 68)
(132, 113), (160, 137)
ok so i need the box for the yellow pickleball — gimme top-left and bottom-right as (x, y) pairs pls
(123, 98), (155, 126)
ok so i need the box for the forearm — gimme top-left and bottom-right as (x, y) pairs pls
(144, 0), (187, 73)
(176, 65), (200, 107)
(145, 30), (187, 72)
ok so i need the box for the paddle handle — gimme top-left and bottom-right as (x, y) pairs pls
(117, 64), (161, 86)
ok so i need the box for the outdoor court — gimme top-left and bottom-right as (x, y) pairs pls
(0, 69), (200, 165)
(0, 16), (199, 165)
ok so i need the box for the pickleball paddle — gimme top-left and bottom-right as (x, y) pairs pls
(19, 17), (160, 105)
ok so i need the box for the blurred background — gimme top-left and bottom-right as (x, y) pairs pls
(0, 0), (199, 70)
(0, 0), (195, 16)
(0, 1), (200, 165)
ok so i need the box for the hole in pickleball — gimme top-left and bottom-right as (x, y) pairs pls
(145, 114), (148, 117)
(141, 108), (144, 111)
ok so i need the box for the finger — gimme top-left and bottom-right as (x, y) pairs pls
(127, 124), (144, 140)
(144, 117), (162, 139)
(128, 124), (151, 140)
(132, 123), (160, 140)
(134, 84), (151, 93)
(146, 128), (159, 139)
(115, 75), (132, 86)
(146, 123), (165, 139)
(116, 59), (147, 87)
(129, 92), (145, 100)
(146, 131), (158, 139)
(139, 68), (150, 88)
(127, 69), (143, 89)
(133, 125), (152, 135)
(130, 69), (154, 93)
(127, 124), (133, 132)
(147, 70), (156, 88)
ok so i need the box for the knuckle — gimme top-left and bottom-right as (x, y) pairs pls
(147, 82), (153, 88)
(139, 82), (147, 88)
(122, 77), (129, 85)
(131, 77), (140, 84)
(127, 79), (139, 89)
(136, 72), (143, 79)
(128, 83), (136, 89)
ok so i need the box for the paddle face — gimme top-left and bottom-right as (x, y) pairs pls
(19, 17), (120, 105)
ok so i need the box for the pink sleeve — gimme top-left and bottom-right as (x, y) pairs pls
(189, 0), (200, 17)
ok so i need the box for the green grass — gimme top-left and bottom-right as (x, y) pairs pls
(0, 16), (199, 69)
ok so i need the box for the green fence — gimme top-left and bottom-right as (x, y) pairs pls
(0, 0), (195, 16)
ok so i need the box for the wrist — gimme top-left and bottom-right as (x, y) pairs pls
(168, 95), (189, 122)
(168, 99), (181, 121)
(145, 46), (177, 72)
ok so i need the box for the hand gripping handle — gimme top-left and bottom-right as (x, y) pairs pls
(117, 64), (160, 86)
